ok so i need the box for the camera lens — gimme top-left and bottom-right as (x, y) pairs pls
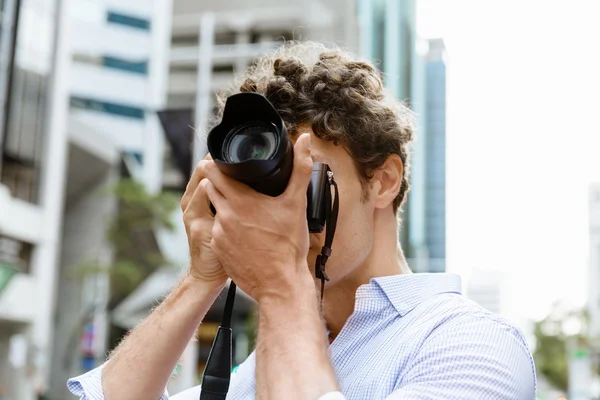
(207, 92), (294, 197)
(223, 123), (278, 163)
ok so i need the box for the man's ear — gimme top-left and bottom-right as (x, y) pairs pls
(371, 154), (403, 210)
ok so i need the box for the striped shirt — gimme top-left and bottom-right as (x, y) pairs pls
(68, 273), (537, 399)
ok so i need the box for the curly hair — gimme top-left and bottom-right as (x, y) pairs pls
(214, 41), (415, 213)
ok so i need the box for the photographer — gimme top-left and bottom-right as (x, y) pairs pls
(68, 42), (535, 400)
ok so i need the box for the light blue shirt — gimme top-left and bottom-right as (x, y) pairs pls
(68, 273), (537, 399)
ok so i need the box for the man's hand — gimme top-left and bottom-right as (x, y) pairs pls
(181, 154), (228, 288)
(204, 133), (339, 399)
(204, 133), (315, 301)
(99, 155), (235, 400)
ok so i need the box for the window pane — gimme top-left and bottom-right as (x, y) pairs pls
(70, 96), (146, 120)
(107, 11), (151, 31)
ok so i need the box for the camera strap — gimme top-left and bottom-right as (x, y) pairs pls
(315, 172), (339, 302)
(199, 174), (339, 400)
(199, 282), (236, 400)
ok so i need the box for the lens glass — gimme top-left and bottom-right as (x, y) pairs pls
(224, 123), (278, 163)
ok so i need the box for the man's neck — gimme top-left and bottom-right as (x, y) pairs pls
(322, 214), (411, 340)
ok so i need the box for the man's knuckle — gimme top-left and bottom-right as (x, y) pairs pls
(193, 160), (207, 175)
(191, 163), (201, 176)
(303, 160), (313, 175)
(204, 161), (216, 174)
(182, 209), (192, 223)
(210, 237), (221, 255)
(216, 210), (228, 226)
(212, 223), (225, 241)
(180, 196), (189, 211)
(189, 222), (206, 240)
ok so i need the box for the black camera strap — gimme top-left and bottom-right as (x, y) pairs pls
(199, 282), (236, 400)
(315, 172), (339, 301)
(199, 174), (339, 400)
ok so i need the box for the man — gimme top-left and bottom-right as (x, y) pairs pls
(68, 41), (536, 400)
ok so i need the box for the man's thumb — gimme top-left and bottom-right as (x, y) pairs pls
(286, 133), (313, 197)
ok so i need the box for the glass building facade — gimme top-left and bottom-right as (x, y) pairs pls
(356, 0), (446, 273)
(424, 39), (446, 273)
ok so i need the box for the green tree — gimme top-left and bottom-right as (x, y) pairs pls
(74, 178), (180, 353)
(533, 303), (589, 392)
(73, 178), (179, 307)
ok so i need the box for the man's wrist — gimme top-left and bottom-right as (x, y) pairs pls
(256, 265), (325, 340)
(255, 261), (316, 306)
(176, 273), (227, 312)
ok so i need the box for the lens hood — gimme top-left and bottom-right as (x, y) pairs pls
(207, 92), (293, 196)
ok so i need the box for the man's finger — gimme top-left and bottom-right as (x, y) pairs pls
(283, 133), (313, 200)
(204, 180), (226, 214)
(186, 178), (214, 218)
(203, 161), (254, 199)
(182, 160), (211, 211)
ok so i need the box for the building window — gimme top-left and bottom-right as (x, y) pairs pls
(70, 96), (145, 120)
(123, 150), (143, 165)
(1, 153), (38, 202)
(103, 56), (148, 75)
(73, 53), (149, 75)
(1, 0), (56, 204)
(107, 11), (151, 31)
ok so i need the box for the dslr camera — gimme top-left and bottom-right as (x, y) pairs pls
(207, 92), (331, 233)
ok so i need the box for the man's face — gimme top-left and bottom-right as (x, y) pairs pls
(296, 127), (376, 287)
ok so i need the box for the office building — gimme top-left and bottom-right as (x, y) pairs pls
(424, 38), (447, 273)
(356, 0), (417, 252)
(0, 0), (66, 398)
(0, 0), (173, 398)
(52, 2), (174, 399)
(356, 1), (447, 274)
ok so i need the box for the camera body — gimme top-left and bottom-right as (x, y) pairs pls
(207, 92), (330, 233)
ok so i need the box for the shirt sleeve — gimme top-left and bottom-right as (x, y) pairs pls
(170, 385), (202, 399)
(318, 391), (347, 400)
(66, 363), (170, 400)
(386, 315), (536, 400)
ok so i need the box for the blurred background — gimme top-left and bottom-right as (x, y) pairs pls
(0, 0), (598, 399)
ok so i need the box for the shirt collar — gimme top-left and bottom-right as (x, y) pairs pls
(355, 273), (462, 317)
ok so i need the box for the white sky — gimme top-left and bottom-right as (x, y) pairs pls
(417, 0), (600, 324)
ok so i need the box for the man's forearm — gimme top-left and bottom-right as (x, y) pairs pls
(255, 266), (339, 399)
(102, 273), (225, 400)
